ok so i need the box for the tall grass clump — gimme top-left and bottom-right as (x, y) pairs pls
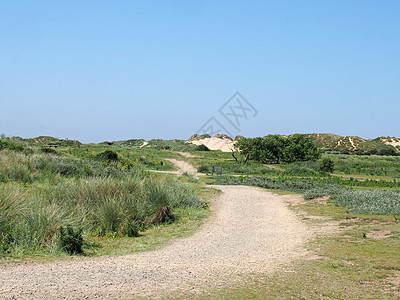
(0, 185), (24, 253)
(167, 181), (207, 210)
(0, 150), (34, 183)
(145, 180), (174, 224)
(334, 190), (400, 215)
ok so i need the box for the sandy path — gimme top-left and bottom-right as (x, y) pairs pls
(176, 152), (202, 158)
(165, 158), (198, 178)
(0, 186), (311, 299)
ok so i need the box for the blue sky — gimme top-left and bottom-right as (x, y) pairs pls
(1, 1), (399, 143)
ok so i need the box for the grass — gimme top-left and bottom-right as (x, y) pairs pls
(328, 153), (400, 178)
(0, 145), (209, 260)
(88, 207), (210, 257)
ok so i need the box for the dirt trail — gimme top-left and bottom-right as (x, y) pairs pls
(165, 158), (199, 178)
(0, 186), (311, 299)
(150, 158), (199, 178)
(176, 152), (202, 158)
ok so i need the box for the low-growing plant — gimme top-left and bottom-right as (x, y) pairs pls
(58, 225), (84, 255)
(41, 147), (58, 155)
(122, 219), (141, 237)
(334, 190), (400, 215)
(283, 165), (318, 176)
(197, 165), (210, 173)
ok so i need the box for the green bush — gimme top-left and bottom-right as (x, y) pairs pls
(197, 165), (210, 173)
(96, 149), (119, 163)
(41, 147), (58, 155)
(0, 139), (24, 151)
(58, 225), (84, 255)
(236, 134), (321, 164)
(196, 144), (210, 151)
(122, 219), (141, 237)
(319, 157), (334, 173)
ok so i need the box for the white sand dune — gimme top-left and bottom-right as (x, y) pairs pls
(190, 137), (236, 152)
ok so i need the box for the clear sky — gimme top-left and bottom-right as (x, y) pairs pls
(1, 1), (399, 143)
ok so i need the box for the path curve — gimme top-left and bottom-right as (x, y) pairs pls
(0, 186), (311, 299)
(165, 158), (199, 178)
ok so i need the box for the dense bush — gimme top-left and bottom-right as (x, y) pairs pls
(197, 165), (210, 173)
(58, 225), (84, 255)
(319, 157), (334, 173)
(0, 139), (24, 151)
(41, 147), (58, 155)
(236, 134), (321, 164)
(96, 149), (119, 163)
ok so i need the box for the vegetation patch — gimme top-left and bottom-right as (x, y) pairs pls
(0, 145), (207, 260)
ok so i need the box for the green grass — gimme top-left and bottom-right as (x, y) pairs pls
(0, 146), (209, 260)
(328, 154), (400, 178)
(87, 207), (210, 256)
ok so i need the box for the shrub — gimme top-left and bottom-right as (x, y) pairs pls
(236, 134), (321, 164)
(377, 148), (398, 156)
(41, 147), (58, 155)
(58, 225), (84, 255)
(122, 219), (141, 237)
(196, 144), (210, 151)
(96, 149), (119, 163)
(319, 157), (334, 173)
(167, 181), (206, 210)
(197, 165), (210, 173)
(0, 139), (24, 151)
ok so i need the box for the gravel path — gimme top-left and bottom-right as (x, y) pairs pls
(0, 185), (311, 299)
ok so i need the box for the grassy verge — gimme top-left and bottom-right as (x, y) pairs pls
(0, 145), (214, 261)
(87, 207), (210, 257)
